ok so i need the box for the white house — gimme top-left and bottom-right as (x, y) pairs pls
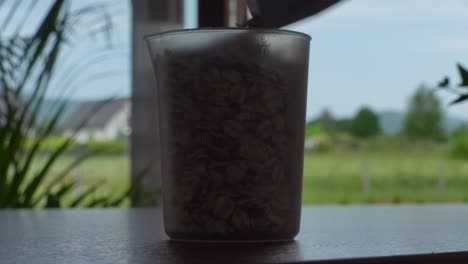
(304, 137), (315, 151)
(63, 98), (131, 143)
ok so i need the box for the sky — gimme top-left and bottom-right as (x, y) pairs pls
(286, 0), (468, 119)
(1, 0), (468, 120)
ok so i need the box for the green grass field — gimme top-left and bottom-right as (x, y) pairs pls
(302, 151), (468, 204)
(38, 151), (468, 205)
(32, 155), (130, 206)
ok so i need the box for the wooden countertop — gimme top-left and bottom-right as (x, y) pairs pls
(1, 205), (468, 263)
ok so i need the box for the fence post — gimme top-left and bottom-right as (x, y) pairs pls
(74, 160), (82, 200)
(438, 162), (446, 201)
(362, 160), (371, 196)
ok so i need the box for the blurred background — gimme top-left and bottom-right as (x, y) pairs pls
(1, 0), (468, 208)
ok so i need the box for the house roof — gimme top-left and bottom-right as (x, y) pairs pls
(62, 98), (129, 131)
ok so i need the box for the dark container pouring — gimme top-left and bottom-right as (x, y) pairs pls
(146, 28), (310, 241)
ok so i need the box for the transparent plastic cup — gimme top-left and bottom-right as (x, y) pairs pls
(146, 28), (311, 241)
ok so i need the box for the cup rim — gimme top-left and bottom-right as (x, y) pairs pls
(144, 27), (311, 41)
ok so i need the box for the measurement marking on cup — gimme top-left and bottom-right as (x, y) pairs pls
(257, 34), (270, 56)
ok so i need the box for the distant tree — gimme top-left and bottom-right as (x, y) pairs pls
(351, 107), (381, 138)
(448, 127), (468, 159)
(403, 86), (444, 141)
(309, 109), (354, 135)
(335, 118), (352, 133)
(317, 109), (335, 132)
(305, 122), (323, 137)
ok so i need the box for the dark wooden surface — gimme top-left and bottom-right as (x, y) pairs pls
(1, 205), (468, 264)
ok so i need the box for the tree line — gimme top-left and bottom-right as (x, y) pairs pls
(307, 85), (446, 141)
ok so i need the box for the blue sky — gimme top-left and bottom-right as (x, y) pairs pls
(286, 0), (468, 119)
(2, 0), (468, 120)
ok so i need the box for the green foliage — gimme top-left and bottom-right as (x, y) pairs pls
(335, 118), (352, 133)
(360, 134), (404, 151)
(305, 122), (323, 137)
(85, 139), (128, 155)
(317, 109), (335, 132)
(351, 107), (381, 138)
(308, 109), (352, 136)
(448, 127), (468, 159)
(0, 0), (149, 208)
(25, 136), (76, 153)
(403, 86), (444, 141)
(25, 137), (128, 156)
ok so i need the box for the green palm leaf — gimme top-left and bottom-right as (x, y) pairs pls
(0, 0), (144, 208)
(69, 181), (104, 207)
